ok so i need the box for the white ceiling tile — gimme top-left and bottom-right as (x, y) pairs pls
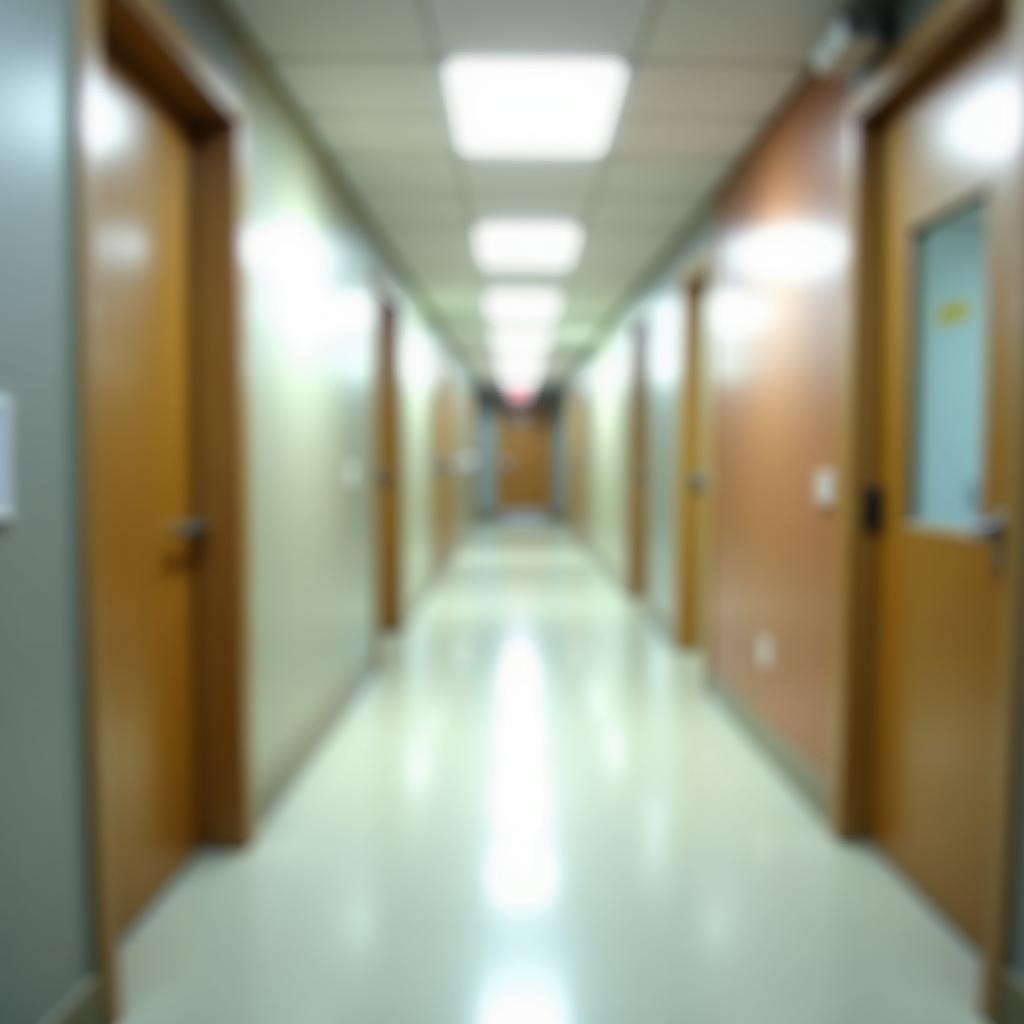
(278, 63), (445, 114)
(398, 230), (476, 269)
(467, 165), (597, 216)
(312, 110), (451, 155)
(430, 0), (651, 54)
(601, 155), (728, 196)
(365, 195), (468, 230)
(428, 289), (483, 318)
(614, 117), (757, 158)
(588, 194), (693, 229)
(225, 0), (429, 58)
(644, 0), (841, 61)
(339, 154), (461, 194)
(437, 315), (487, 346)
(231, 0), (844, 384)
(626, 64), (799, 117)
(557, 323), (597, 346)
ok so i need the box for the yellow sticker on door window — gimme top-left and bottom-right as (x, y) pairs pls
(937, 299), (971, 326)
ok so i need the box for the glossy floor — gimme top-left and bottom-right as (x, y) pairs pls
(123, 525), (985, 1024)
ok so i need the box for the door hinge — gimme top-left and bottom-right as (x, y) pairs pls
(863, 485), (884, 534)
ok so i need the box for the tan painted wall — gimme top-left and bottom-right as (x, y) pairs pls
(705, 82), (847, 776)
(569, 82), (848, 785)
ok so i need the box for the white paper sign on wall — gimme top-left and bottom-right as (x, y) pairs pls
(0, 392), (16, 527)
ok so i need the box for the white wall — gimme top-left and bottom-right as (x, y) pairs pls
(643, 288), (686, 630)
(241, 70), (380, 807)
(578, 331), (633, 583)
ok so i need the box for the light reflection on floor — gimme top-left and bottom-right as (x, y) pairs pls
(121, 524), (986, 1024)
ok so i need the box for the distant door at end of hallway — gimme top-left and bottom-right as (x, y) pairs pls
(499, 407), (553, 511)
(868, 24), (1019, 943)
(85, 61), (198, 932)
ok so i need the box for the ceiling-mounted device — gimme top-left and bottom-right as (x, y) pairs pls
(809, 7), (887, 79)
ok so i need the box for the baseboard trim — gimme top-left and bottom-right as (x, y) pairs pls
(999, 967), (1024, 1023)
(712, 674), (828, 816)
(39, 977), (105, 1024)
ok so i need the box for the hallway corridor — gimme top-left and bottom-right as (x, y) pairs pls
(122, 526), (984, 1024)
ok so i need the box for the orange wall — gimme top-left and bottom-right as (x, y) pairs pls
(706, 82), (848, 775)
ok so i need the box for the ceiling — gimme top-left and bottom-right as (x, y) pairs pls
(222, 0), (845, 381)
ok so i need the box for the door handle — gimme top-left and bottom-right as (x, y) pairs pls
(171, 517), (209, 543)
(688, 472), (710, 495)
(974, 511), (1009, 540)
(975, 510), (1009, 573)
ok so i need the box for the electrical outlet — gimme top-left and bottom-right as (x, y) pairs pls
(753, 630), (778, 672)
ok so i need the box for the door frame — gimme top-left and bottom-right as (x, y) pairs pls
(76, 0), (249, 1016)
(628, 321), (649, 595)
(833, 0), (1024, 1013)
(376, 300), (402, 630)
(677, 266), (712, 649)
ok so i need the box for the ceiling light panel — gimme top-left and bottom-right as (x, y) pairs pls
(482, 286), (566, 325)
(471, 218), (585, 275)
(488, 327), (556, 357)
(441, 54), (631, 161)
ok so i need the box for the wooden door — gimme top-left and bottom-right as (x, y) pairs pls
(871, 26), (1017, 941)
(628, 325), (648, 595)
(376, 304), (401, 629)
(85, 62), (198, 931)
(680, 280), (712, 648)
(499, 408), (552, 509)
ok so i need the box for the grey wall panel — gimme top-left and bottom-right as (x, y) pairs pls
(0, 2), (96, 1022)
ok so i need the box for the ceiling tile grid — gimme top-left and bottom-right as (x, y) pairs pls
(224, 0), (847, 378)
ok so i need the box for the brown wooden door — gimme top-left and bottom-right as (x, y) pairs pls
(871, 27), (1017, 941)
(376, 305), (401, 628)
(628, 326), (648, 595)
(680, 280), (712, 648)
(499, 408), (553, 509)
(86, 63), (198, 931)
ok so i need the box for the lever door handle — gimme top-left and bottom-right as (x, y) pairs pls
(170, 518), (209, 543)
(974, 511), (1009, 541)
(975, 510), (1009, 573)
(688, 472), (710, 495)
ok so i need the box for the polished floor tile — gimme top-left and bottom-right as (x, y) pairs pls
(122, 525), (986, 1024)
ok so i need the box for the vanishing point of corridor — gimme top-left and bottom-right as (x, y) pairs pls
(122, 526), (982, 1024)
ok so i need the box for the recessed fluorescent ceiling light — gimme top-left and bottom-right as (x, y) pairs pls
(471, 219), (585, 275)
(488, 327), (556, 356)
(442, 54), (631, 161)
(482, 286), (566, 325)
